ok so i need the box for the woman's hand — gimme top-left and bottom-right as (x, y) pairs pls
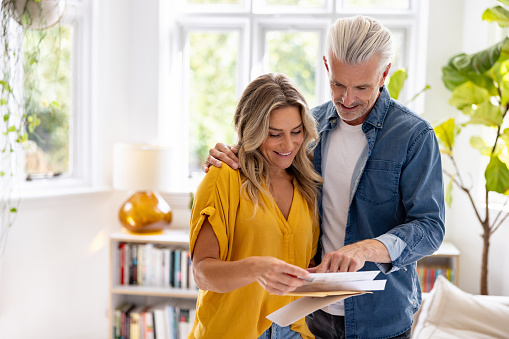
(247, 256), (310, 295)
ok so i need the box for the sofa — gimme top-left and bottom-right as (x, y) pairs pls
(411, 276), (509, 338)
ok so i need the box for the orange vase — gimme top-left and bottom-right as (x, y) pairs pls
(118, 191), (172, 234)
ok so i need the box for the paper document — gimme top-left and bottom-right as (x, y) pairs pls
(290, 271), (386, 295)
(267, 270), (386, 326)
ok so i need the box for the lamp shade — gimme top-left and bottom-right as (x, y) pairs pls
(113, 143), (172, 192)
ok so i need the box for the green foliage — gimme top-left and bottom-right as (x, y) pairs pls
(188, 31), (237, 171)
(266, 31), (318, 107)
(435, 0), (509, 212)
(436, 1), (509, 294)
(485, 156), (509, 194)
(435, 2), (509, 203)
(1, 0), (67, 256)
(387, 69), (407, 100)
(386, 68), (430, 104)
(482, 5), (509, 26)
(434, 118), (458, 154)
(23, 25), (71, 174)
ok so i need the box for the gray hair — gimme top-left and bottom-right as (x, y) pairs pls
(326, 16), (393, 73)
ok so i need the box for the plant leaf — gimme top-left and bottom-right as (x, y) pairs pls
(483, 6), (509, 27)
(453, 37), (509, 74)
(449, 82), (490, 110)
(387, 69), (407, 100)
(434, 118), (458, 151)
(463, 101), (503, 127)
(470, 136), (504, 156)
(442, 58), (498, 94)
(486, 156), (509, 194)
(0, 80), (12, 93)
(442, 56), (471, 90)
(500, 128), (509, 147)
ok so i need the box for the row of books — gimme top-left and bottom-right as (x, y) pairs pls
(417, 266), (455, 292)
(118, 242), (197, 290)
(113, 302), (195, 339)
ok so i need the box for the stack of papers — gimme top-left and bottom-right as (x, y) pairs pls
(267, 271), (386, 326)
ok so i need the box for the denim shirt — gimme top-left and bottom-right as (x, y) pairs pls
(312, 87), (445, 339)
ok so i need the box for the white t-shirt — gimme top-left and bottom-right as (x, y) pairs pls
(321, 118), (367, 316)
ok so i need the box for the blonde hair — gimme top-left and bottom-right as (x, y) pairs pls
(233, 73), (322, 223)
(326, 15), (392, 73)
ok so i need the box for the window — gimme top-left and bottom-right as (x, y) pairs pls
(19, 1), (93, 193)
(164, 0), (427, 190)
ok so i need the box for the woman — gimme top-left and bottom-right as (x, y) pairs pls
(189, 73), (322, 339)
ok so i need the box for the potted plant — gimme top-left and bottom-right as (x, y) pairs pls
(0, 0), (65, 257)
(434, 0), (509, 295)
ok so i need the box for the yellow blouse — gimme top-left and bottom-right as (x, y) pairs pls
(188, 165), (318, 339)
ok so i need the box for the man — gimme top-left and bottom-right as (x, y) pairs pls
(203, 16), (445, 339)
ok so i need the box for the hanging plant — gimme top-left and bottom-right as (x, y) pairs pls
(0, 0), (66, 257)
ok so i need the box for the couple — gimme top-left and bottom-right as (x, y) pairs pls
(188, 15), (445, 339)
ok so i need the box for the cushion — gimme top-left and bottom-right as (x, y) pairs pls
(413, 275), (509, 339)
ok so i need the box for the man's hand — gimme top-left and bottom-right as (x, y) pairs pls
(315, 239), (391, 273)
(202, 143), (240, 173)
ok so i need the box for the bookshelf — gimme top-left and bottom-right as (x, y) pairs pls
(417, 241), (460, 292)
(109, 228), (198, 339)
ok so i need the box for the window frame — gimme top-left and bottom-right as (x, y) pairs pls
(17, 0), (96, 198)
(163, 0), (429, 193)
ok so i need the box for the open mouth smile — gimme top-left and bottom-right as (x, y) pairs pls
(275, 151), (292, 156)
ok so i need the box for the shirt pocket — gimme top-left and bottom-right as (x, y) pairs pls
(356, 159), (400, 206)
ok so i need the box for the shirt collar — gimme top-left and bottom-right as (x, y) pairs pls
(363, 85), (391, 130)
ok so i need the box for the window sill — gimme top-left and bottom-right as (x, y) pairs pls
(16, 177), (111, 201)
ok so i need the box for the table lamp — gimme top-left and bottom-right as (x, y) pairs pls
(113, 143), (173, 234)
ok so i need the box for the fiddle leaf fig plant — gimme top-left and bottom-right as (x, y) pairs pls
(434, 0), (509, 295)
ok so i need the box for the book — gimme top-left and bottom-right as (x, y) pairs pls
(124, 243), (130, 286)
(153, 304), (168, 339)
(188, 254), (197, 290)
(113, 302), (129, 339)
(130, 306), (144, 339)
(131, 243), (138, 285)
(162, 247), (171, 287)
(137, 244), (145, 286)
(141, 306), (155, 339)
(170, 250), (175, 287)
(144, 243), (154, 286)
(119, 243), (126, 285)
(164, 303), (177, 339)
(173, 249), (181, 288)
(178, 308), (193, 339)
(181, 250), (189, 289)
(153, 246), (162, 287)
(120, 303), (135, 339)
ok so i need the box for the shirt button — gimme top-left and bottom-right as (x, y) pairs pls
(377, 123), (381, 127)
(333, 119), (337, 124)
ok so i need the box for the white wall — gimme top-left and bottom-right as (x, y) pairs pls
(0, 0), (508, 338)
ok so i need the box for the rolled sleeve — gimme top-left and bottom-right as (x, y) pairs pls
(375, 234), (407, 274)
